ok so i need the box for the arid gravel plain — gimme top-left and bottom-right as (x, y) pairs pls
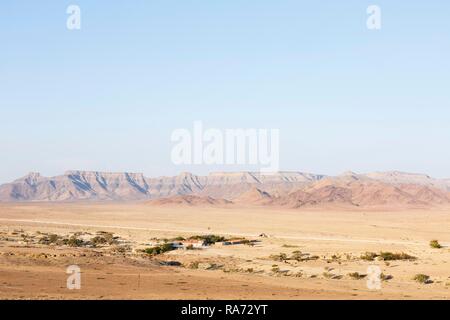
(0, 202), (449, 300)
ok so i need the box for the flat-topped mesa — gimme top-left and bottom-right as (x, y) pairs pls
(0, 170), (449, 205)
(206, 171), (325, 185)
(64, 170), (145, 177)
(365, 171), (434, 184)
(64, 170), (149, 196)
(206, 172), (262, 184)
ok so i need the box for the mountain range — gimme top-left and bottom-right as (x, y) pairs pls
(1, 170), (450, 208)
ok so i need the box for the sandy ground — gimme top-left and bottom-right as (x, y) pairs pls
(0, 202), (449, 300)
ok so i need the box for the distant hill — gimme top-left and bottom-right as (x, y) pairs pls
(148, 195), (232, 207)
(0, 171), (322, 202)
(1, 170), (449, 208)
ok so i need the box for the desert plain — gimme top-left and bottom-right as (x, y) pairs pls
(0, 202), (449, 300)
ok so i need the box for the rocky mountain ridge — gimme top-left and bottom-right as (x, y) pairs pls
(1, 170), (449, 208)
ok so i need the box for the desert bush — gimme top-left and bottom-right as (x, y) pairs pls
(67, 236), (84, 247)
(39, 234), (59, 245)
(91, 236), (108, 245)
(289, 251), (303, 261)
(322, 271), (342, 280)
(360, 252), (378, 261)
(284, 251), (319, 262)
(144, 247), (161, 255)
(380, 273), (393, 281)
(91, 232), (117, 246)
(160, 243), (174, 252)
(379, 252), (416, 261)
(429, 240), (442, 249)
(188, 261), (200, 269)
(240, 239), (254, 246)
(301, 254), (319, 262)
(413, 274), (432, 284)
(348, 272), (367, 280)
(361, 251), (416, 261)
(160, 261), (182, 266)
(104, 233), (117, 245)
(189, 235), (227, 245)
(270, 253), (288, 262)
(144, 243), (175, 255)
(111, 245), (130, 254)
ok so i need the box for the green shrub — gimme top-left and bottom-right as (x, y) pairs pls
(91, 236), (108, 245)
(429, 240), (442, 249)
(240, 239), (254, 246)
(189, 234), (227, 245)
(91, 232), (117, 245)
(361, 251), (416, 261)
(160, 243), (174, 252)
(289, 251), (303, 261)
(67, 236), (84, 247)
(144, 247), (161, 255)
(379, 252), (416, 261)
(271, 266), (280, 273)
(144, 243), (175, 255)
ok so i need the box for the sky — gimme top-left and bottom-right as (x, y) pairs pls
(1, 1), (450, 183)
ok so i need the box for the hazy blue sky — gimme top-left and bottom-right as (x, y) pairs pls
(1, 1), (449, 183)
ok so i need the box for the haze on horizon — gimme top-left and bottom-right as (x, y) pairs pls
(1, 1), (450, 184)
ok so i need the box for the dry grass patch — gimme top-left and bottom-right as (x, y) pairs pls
(413, 274), (432, 284)
(348, 272), (367, 280)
